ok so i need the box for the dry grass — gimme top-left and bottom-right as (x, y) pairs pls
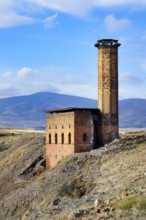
(0, 149), (25, 170)
(0, 128), (146, 220)
(58, 176), (93, 199)
(115, 195), (146, 211)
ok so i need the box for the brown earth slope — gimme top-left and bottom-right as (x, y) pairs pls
(0, 128), (146, 220)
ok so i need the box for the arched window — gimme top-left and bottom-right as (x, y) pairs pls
(83, 133), (88, 142)
(55, 133), (58, 144)
(61, 133), (64, 144)
(49, 134), (51, 144)
(68, 133), (71, 144)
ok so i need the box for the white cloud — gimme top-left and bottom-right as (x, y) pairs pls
(0, 83), (12, 90)
(29, 0), (93, 16)
(57, 75), (84, 85)
(57, 83), (97, 99)
(0, 12), (35, 28)
(0, 83), (19, 98)
(0, 65), (146, 99)
(104, 14), (131, 32)
(119, 86), (146, 100)
(17, 67), (39, 78)
(0, 0), (145, 28)
(28, 0), (146, 16)
(0, 66), (98, 99)
(0, 1), (14, 11)
(0, 0), (36, 28)
(43, 13), (58, 29)
(3, 70), (12, 78)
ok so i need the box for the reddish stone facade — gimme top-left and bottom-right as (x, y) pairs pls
(45, 108), (100, 169)
(45, 39), (121, 169)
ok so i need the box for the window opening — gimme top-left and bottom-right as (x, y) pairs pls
(68, 133), (71, 144)
(49, 134), (51, 144)
(83, 133), (88, 142)
(61, 133), (64, 144)
(55, 133), (58, 144)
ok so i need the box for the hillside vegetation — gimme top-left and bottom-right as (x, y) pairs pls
(0, 128), (146, 219)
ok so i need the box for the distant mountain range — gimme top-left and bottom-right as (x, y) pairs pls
(0, 92), (145, 129)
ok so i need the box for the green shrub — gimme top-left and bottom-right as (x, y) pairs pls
(59, 180), (76, 198)
(58, 177), (93, 199)
(115, 195), (146, 211)
(137, 136), (146, 144)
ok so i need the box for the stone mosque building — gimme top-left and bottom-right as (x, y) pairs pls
(45, 39), (121, 170)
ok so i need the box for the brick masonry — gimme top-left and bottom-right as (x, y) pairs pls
(46, 109), (100, 169)
(46, 111), (74, 169)
(95, 39), (121, 144)
(46, 39), (121, 169)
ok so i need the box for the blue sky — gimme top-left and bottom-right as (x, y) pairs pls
(0, 0), (146, 100)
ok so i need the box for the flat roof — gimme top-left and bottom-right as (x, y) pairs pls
(44, 107), (100, 114)
(98, 39), (118, 42)
(95, 39), (121, 48)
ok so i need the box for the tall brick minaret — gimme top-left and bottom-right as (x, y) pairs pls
(95, 39), (121, 144)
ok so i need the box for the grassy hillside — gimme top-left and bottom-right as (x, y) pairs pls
(0, 128), (146, 219)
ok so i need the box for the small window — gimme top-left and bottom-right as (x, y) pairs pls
(69, 124), (71, 128)
(55, 125), (57, 129)
(83, 133), (88, 142)
(68, 133), (71, 144)
(49, 126), (51, 129)
(55, 133), (58, 144)
(62, 125), (64, 129)
(61, 133), (64, 144)
(49, 134), (51, 144)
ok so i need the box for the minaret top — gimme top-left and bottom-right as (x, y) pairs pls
(94, 39), (121, 48)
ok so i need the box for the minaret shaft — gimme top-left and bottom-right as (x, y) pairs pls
(95, 39), (121, 144)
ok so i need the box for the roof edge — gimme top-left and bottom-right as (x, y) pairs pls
(44, 107), (100, 114)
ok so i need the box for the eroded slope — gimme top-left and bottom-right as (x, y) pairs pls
(0, 129), (146, 220)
